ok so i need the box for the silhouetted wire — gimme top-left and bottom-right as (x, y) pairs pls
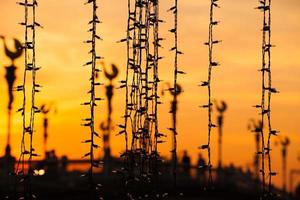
(82, 0), (102, 196)
(16, 0), (42, 198)
(256, 0), (278, 197)
(169, 0), (184, 190)
(199, 0), (221, 186)
(118, 0), (163, 198)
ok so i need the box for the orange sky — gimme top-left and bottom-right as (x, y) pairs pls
(0, 0), (300, 190)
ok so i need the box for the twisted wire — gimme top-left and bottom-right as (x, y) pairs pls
(169, 0), (183, 189)
(118, 1), (163, 197)
(16, 0), (41, 198)
(153, 0), (160, 156)
(82, 0), (102, 194)
(256, 0), (278, 197)
(199, 0), (221, 186)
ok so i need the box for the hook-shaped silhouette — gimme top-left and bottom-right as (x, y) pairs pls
(40, 103), (57, 157)
(215, 100), (227, 114)
(102, 62), (119, 81)
(248, 119), (263, 180)
(214, 100), (228, 168)
(276, 136), (290, 192)
(1, 36), (23, 153)
(0, 36), (23, 65)
(101, 62), (119, 175)
(162, 82), (182, 97)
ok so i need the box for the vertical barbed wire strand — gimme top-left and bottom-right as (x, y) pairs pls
(256, 0), (278, 197)
(82, 0), (102, 196)
(169, 0), (184, 189)
(153, 0), (160, 158)
(15, 0), (42, 198)
(118, 1), (163, 198)
(16, 0), (28, 178)
(266, 0), (276, 194)
(199, 0), (221, 186)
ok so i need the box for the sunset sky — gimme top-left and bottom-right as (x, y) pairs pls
(0, 0), (300, 189)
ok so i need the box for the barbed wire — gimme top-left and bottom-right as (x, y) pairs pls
(199, 0), (221, 186)
(15, 0), (42, 198)
(82, 0), (103, 197)
(168, 0), (184, 189)
(255, 0), (279, 198)
(117, 0), (163, 198)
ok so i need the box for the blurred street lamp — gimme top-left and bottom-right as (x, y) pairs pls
(1, 36), (23, 155)
(215, 100), (227, 168)
(100, 62), (119, 175)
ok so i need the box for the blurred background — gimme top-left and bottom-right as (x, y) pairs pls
(0, 0), (299, 198)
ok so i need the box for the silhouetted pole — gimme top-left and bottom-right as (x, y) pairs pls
(1, 36), (23, 155)
(280, 137), (290, 192)
(40, 104), (52, 157)
(248, 119), (263, 180)
(101, 63), (118, 175)
(162, 82), (182, 183)
(215, 100), (227, 168)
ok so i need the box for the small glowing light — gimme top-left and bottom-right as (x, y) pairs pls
(33, 169), (45, 176)
(38, 169), (45, 176)
(33, 169), (39, 176)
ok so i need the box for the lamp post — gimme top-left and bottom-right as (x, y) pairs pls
(248, 119), (263, 180)
(162, 82), (182, 183)
(215, 100), (227, 168)
(100, 63), (119, 175)
(1, 36), (23, 156)
(40, 103), (56, 157)
(280, 137), (290, 193)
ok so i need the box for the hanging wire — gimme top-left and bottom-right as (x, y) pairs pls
(199, 0), (221, 186)
(117, 0), (163, 198)
(15, 0), (42, 198)
(255, 0), (279, 197)
(82, 0), (103, 196)
(153, 0), (161, 157)
(168, 0), (184, 189)
(16, 0), (42, 199)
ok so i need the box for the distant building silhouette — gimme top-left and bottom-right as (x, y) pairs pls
(0, 145), (16, 176)
(197, 153), (206, 183)
(182, 150), (191, 176)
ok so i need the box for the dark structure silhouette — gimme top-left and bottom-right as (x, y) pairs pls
(197, 153), (206, 184)
(100, 62), (119, 175)
(248, 119), (263, 180)
(0, 37), (22, 182)
(276, 136), (290, 192)
(1, 36), (23, 159)
(215, 100), (227, 168)
(162, 82), (182, 188)
(182, 150), (191, 176)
